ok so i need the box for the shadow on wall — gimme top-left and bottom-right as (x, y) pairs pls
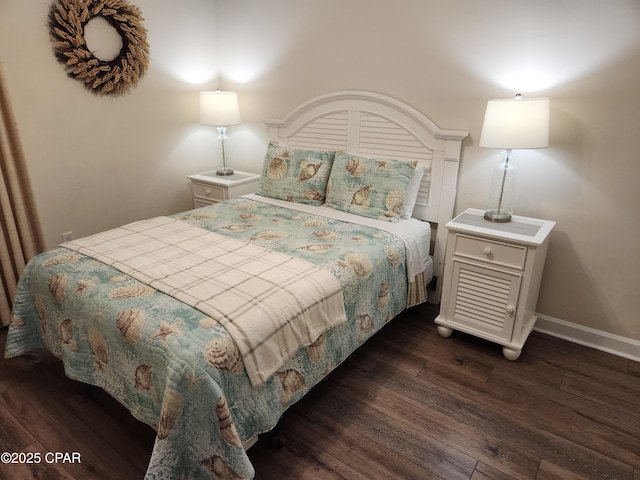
(515, 105), (586, 221)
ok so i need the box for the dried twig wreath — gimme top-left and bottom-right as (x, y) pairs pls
(48, 0), (150, 96)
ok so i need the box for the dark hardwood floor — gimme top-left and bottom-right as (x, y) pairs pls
(1, 303), (639, 479)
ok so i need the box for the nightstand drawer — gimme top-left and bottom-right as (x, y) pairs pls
(187, 170), (260, 209)
(193, 182), (226, 202)
(453, 234), (527, 270)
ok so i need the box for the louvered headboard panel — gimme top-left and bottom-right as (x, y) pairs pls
(285, 112), (349, 151)
(265, 91), (468, 301)
(357, 112), (435, 209)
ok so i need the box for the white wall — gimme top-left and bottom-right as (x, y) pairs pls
(0, 1), (221, 248)
(2, 1), (639, 343)
(215, 0), (640, 342)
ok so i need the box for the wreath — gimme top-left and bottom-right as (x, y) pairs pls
(48, 0), (150, 96)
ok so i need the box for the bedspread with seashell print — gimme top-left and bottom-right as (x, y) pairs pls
(5, 197), (425, 480)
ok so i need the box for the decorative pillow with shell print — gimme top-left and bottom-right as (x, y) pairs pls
(256, 142), (336, 205)
(325, 153), (417, 222)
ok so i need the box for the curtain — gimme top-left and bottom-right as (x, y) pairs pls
(0, 66), (45, 326)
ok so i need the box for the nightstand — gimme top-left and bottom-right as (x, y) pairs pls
(187, 171), (260, 208)
(435, 208), (555, 360)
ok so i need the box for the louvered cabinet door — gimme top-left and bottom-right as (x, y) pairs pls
(449, 261), (522, 341)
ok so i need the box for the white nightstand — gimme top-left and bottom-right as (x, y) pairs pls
(187, 170), (260, 208)
(435, 208), (555, 360)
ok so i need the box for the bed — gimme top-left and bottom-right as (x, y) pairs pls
(4, 91), (467, 479)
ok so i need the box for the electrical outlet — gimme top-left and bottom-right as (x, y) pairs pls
(62, 231), (74, 242)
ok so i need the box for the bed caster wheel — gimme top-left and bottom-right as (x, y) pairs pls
(502, 346), (522, 361)
(437, 325), (453, 338)
(271, 435), (286, 449)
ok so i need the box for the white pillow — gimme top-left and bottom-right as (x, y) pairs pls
(400, 166), (426, 218)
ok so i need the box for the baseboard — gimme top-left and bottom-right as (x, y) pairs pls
(534, 314), (640, 362)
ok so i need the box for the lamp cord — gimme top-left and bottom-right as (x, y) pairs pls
(496, 149), (511, 215)
(221, 136), (227, 170)
(217, 125), (228, 172)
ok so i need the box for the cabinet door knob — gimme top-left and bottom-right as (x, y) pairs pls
(505, 305), (515, 315)
(483, 247), (492, 256)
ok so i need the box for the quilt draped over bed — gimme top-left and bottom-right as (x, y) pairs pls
(5, 198), (426, 480)
(61, 216), (347, 386)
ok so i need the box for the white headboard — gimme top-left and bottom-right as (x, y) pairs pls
(265, 91), (468, 302)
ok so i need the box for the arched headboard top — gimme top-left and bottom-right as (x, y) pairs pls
(266, 90), (468, 142)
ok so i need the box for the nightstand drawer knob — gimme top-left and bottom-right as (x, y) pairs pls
(205, 188), (211, 196)
(483, 247), (492, 256)
(506, 305), (515, 315)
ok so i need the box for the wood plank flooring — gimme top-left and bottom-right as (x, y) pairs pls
(1, 303), (639, 479)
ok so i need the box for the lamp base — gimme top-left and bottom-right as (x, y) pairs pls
(484, 209), (512, 223)
(216, 167), (234, 176)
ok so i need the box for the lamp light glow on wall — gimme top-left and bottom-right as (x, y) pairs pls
(200, 90), (241, 176)
(479, 94), (550, 223)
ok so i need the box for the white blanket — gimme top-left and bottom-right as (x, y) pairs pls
(62, 216), (347, 386)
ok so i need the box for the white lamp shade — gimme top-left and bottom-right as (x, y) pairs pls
(200, 91), (241, 126)
(479, 97), (549, 149)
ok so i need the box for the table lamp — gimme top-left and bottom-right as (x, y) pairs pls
(200, 90), (241, 176)
(479, 94), (549, 222)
